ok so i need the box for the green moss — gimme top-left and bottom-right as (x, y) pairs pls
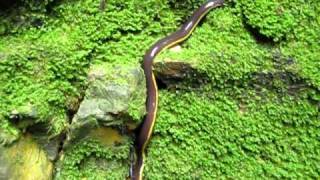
(236, 0), (320, 87)
(145, 89), (319, 179)
(0, 18), (92, 141)
(238, 0), (295, 41)
(21, 0), (54, 12)
(158, 7), (272, 86)
(144, 1), (319, 179)
(0, 119), (20, 145)
(55, 139), (131, 179)
(127, 86), (146, 122)
(0, 0), (319, 179)
(280, 4), (320, 87)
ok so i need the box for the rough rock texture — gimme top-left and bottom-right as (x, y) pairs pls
(65, 64), (146, 146)
(154, 53), (209, 89)
(54, 64), (146, 179)
(0, 134), (53, 180)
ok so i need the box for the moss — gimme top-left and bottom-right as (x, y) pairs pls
(21, 0), (54, 12)
(56, 137), (131, 179)
(236, 0), (320, 87)
(127, 87), (146, 122)
(145, 88), (319, 179)
(0, 19), (92, 142)
(238, 0), (294, 41)
(0, 0), (319, 179)
(144, 1), (319, 179)
(157, 7), (272, 86)
(0, 119), (21, 145)
(280, 4), (320, 87)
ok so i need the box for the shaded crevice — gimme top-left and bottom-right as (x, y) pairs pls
(243, 21), (275, 45)
(238, 9), (275, 45)
(57, 133), (66, 157)
(56, 45), (98, 155)
(154, 59), (317, 103)
(155, 77), (168, 90)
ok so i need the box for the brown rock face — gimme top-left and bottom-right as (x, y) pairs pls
(154, 59), (208, 89)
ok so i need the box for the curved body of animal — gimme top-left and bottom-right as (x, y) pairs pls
(132, 0), (225, 179)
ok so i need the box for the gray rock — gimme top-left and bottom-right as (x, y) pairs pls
(66, 63), (146, 146)
(33, 134), (62, 161)
(1, 104), (62, 160)
(10, 103), (38, 119)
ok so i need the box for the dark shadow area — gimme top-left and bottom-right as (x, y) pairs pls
(26, 122), (49, 135)
(243, 22), (275, 45)
(0, 0), (19, 12)
(156, 77), (168, 90)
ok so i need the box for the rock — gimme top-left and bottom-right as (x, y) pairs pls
(154, 59), (193, 80)
(31, 128), (63, 161)
(0, 134), (53, 180)
(65, 63), (146, 147)
(1, 103), (62, 160)
(10, 103), (38, 119)
(154, 58), (208, 88)
(0, 154), (10, 180)
(58, 63), (146, 178)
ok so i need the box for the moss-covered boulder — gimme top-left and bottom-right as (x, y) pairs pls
(56, 63), (146, 179)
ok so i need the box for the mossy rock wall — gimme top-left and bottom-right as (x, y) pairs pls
(0, 0), (319, 179)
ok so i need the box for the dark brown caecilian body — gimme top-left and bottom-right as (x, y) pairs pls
(133, 0), (225, 179)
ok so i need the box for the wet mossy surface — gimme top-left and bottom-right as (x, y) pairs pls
(0, 0), (319, 179)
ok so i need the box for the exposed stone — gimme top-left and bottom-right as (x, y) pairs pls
(65, 63), (146, 147)
(32, 132), (62, 161)
(154, 59), (193, 79)
(0, 134), (53, 180)
(154, 58), (208, 88)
